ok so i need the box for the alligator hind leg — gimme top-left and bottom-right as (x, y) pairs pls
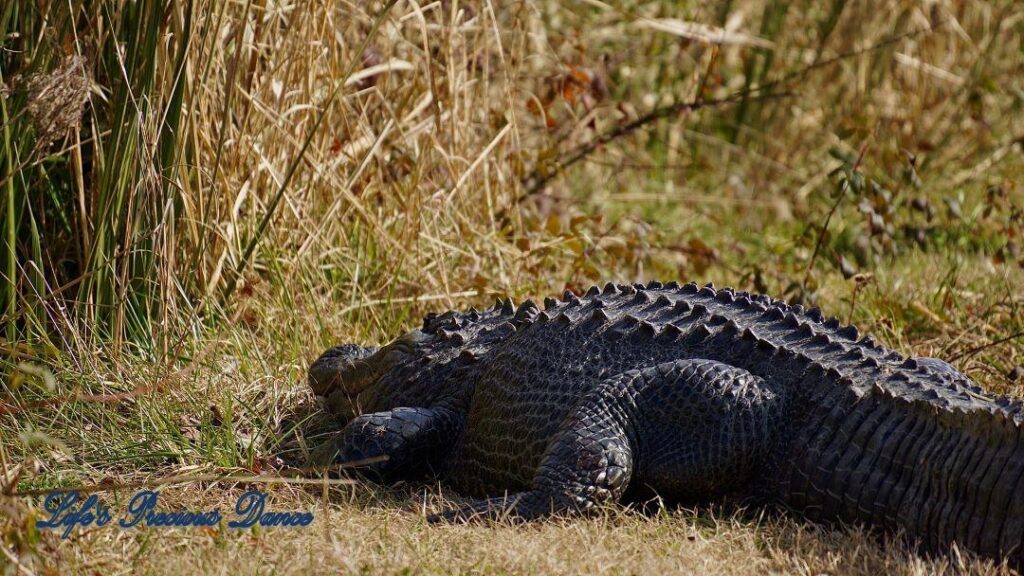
(630, 360), (785, 501)
(429, 359), (785, 522)
(331, 406), (464, 482)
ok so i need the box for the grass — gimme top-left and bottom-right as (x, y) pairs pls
(2, 0), (1024, 573)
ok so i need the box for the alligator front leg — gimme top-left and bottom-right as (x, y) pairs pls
(427, 408), (633, 522)
(333, 406), (464, 482)
(429, 359), (785, 522)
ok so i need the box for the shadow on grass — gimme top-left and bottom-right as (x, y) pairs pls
(273, 395), (344, 470)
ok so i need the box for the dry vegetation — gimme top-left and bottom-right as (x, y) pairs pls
(2, 0), (1024, 574)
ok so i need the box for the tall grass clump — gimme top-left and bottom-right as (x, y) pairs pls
(0, 0), (546, 361)
(1, 1), (199, 353)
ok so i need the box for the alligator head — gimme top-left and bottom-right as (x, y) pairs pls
(309, 298), (526, 424)
(308, 330), (432, 423)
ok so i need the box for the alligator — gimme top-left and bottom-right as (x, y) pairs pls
(308, 281), (1024, 565)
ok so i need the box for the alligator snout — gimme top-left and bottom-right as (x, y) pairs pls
(308, 344), (380, 397)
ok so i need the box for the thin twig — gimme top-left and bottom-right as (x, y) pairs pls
(948, 331), (1024, 363)
(518, 90), (793, 202)
(515, 19), (948, 204)
(803, 138), (871, 289)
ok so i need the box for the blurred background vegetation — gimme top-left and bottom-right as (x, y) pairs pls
(2, 0), (1023, 572)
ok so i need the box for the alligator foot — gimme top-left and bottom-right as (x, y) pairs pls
(333, 405), (463, 482)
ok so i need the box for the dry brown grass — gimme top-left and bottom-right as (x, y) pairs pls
(3, 0), (1024, 574)
(14, 485), (1018, 575)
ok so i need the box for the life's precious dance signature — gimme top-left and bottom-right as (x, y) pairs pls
(36, 489), (314, 539)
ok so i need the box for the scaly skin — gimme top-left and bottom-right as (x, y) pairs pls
(308, 281), (1024, 565)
